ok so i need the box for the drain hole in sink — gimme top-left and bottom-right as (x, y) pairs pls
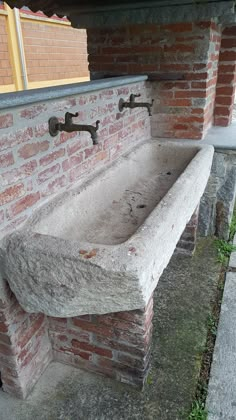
(136, 204), (147, 209)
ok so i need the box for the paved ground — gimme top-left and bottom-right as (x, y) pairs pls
(0, 238), (221, 420)
(206, 236), (236, 420)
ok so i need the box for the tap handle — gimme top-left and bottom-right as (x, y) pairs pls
(130, 93), (141, 101)
(95, 120), (100, 131)
(68, 112), (79, 118)
(65, 112), (79, 123)
(148, 99), (154, 116)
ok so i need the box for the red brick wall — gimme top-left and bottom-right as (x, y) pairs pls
(0, 277), (153, 399)
(48, 296), (153, 388)
(21, 20), (89, 83)
(0, 81), (151, 238)
(0, 15), (14, 87)
(0, 283), (52, 398)
(0, 80), (153, 398)
(214, 25), (236, 126)
(87, 21), (221, 139)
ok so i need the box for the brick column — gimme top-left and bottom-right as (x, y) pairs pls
(87, 20), (221, 140)
(49, 296), (153, 388)
(214, 25), (236, 127)
(0, 282), (52, 399)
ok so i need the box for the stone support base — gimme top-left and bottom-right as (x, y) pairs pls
(48, 296), (153, 388)
(175, 206), (199, 255)
(0, 282), (52, 399)
(0, 289), (153, 398)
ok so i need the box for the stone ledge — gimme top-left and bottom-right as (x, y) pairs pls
(0, 76), (147, 111)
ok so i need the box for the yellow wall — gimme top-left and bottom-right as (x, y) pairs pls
(0, 3), (89, 92)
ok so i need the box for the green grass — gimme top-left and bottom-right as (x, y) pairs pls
(146, 374), (153, 385)
(229, 211), (236, 241)
(207, 314), (217, 337)
(214, 239), (236, 265)
(188, 400), (208, 420)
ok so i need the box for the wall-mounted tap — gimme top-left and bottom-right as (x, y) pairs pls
(48, 112), (100, 145)
(118, 94), (154, 116)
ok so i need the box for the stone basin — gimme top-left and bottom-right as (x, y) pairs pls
(3, 139), (214, 317)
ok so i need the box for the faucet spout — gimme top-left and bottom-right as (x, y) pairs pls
(49, 112), (100, 145)
(119, 94), (154, 116)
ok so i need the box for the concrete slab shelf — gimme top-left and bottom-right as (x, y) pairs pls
(0, 76), (147, 110)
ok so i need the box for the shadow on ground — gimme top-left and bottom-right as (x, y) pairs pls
(0, 237), (221, 420)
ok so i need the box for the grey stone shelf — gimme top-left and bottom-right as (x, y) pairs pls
(0, 75), (147, 111)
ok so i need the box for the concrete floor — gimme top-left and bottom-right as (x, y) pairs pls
(0, 238), (221, 420)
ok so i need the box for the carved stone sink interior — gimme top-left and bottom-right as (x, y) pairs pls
(3, 139), (214, 317)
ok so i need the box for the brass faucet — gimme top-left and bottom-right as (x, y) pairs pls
(118, 94), (154, 116)
(48, 112), (100, 145)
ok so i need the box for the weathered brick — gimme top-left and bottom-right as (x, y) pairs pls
(0, 113), (13, 129)
(216, 86), (235, 96)
(195, 21), (211, 29)
(62, 152), (83, 172)
(219, 50), (236, 61)
(214, 116), (230, 126)
(69, 163), (86, 182)
(0, 151), (14, 168)
(164, 44), (194, 53)
(84, 143), (102, 159)
(67, 138), (88, 156)
(17, 314), (45, 349)
(160, 63), (191, 72)
(116, 352), (149, 370)
(39, 149), (65, 166)
(51, 98), (76, 111)
(72, 318), (113, 337)
(216, 96), (234, 106)
(7, 192), (40, 218)
(34, 123), (48, 138)
(109, 120), (123, 135)
(41, 175), (67, 197)
(37, 164), (60, 184)
(0, 321), (9, 333)
(175, 90), (206, 99)
(0, 184), (25, 206)
(1, 160), (37, 186)
(185, 72), (208, 81)
(162, 99), (192, 107)
(96, 315), (146, 334)
(20, 104), (47, 119)
(223, 26), (236, 36)
(71, 340), (113, 358)
(18, 141), (49, 159)
(162, 22), (193, 32)
(0, 127), (33, 152)
(193, 63), (207, 71)
(55, 131), (77, 146)
(89, 151), (109, 166)
(0, 341), (15, 356)
(57, 346), (92, 360)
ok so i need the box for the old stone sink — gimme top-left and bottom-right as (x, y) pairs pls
(3, 139), (214, 317)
